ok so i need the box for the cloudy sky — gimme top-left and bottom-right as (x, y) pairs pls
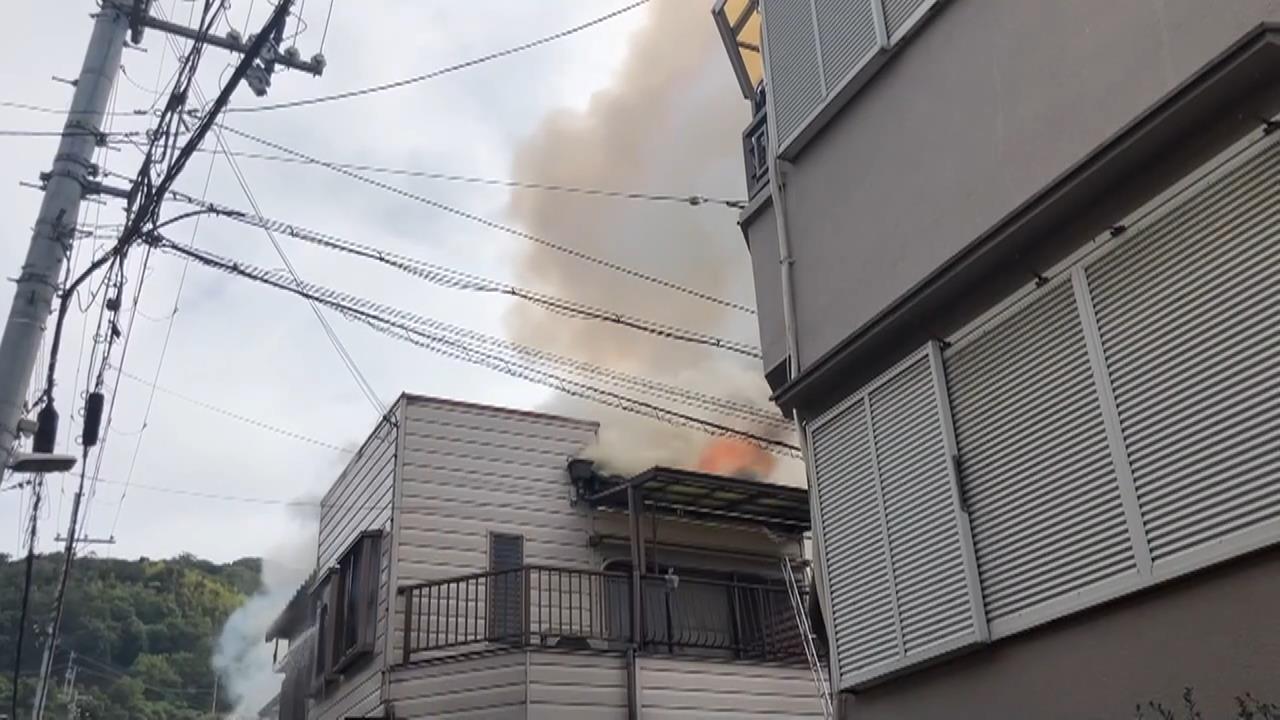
(0, 0), (773, 565)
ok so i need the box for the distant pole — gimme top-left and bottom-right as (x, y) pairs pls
(210, 673), (219, 715)
(0, 3), (129, 474)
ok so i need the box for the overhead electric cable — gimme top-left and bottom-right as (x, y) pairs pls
(148, 237), (797, 452)
(220, 125), (757, 315)
(112, 366), (353, 453)
(168, 195), (761, 357)
(182, 146), (747, 208)
(227, 0), (650, 113)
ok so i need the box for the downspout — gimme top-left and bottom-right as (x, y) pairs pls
(760, 1), (802, 382)
(759, 0), (840, 694)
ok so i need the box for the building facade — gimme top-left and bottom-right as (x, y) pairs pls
(263, 394), (829, 719)
(715, 0), (1280, 716)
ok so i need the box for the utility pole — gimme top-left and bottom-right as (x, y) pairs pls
(210, 673), (219, 715)
(0, 4), (129, 474)
(20, 4), (324, 717)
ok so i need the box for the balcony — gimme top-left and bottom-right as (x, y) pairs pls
(742, 86), (770, 199)
(398, 565), (815, 665)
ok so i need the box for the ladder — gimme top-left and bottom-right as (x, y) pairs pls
(781, 559), (835, 719)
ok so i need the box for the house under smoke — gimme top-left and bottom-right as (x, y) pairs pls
(260, 393), (828, 719)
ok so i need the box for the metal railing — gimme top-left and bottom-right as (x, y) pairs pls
(742, 107), (770, 199)
(399, 565), (813, 665)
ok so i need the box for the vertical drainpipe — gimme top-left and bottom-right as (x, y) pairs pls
(759, 0), (841, 694)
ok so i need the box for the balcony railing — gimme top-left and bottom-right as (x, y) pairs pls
(399, 565), (813, 665)
(742, 83), (770, 199)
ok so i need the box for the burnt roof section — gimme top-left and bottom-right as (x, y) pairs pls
(575, 463), (810, 534)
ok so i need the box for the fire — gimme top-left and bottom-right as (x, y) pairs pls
(696, 437), (776, 479)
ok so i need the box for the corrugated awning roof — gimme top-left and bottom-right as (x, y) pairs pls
(580, 465), (810, 534)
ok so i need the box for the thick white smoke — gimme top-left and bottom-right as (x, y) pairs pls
(212, 506), (317, 718)
(503, 1), (801, 483)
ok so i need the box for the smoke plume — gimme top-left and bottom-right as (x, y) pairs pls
(212, 503), (318, 717)
(503, 0), (800, 483)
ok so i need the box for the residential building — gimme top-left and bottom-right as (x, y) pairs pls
(262, 394), (829, 719)
(715, 1), (1280, 716)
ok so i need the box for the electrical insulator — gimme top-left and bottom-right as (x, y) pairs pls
(33, 404), (59, 454)
(82, 391), (105, 448)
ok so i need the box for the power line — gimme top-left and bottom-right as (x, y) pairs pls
(167, 195), (762, 357)
(226, 0), (651, 113)
(220, 125), (757, 315)
(180, 146), (747, 208)
(0, 129), (143, 138)
(0, 100), (149, 117)
(108, 150), (221, 539)
(149, 1), (385, 416)
(111, 366), (353, 453)
(152, 239), (782, 428)
(148, 237), (797, 452)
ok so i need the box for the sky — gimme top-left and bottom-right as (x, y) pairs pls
(0, 0), (771, 565)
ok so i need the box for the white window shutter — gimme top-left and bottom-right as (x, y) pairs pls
(944, 278), (1138, 631)
(812, 0), (881, 86)
(881, 0), (937, 43)
(809, 348), (986, 689)
(1085, 140), (1280, 570)
(810, 396), (900, 683)
(764, 0), (826, 143)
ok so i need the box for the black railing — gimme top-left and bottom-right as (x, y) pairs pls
(399, 565), (811, 665)
(742, 108), (770, 199)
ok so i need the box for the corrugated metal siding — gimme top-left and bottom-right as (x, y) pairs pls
(1086, 141), (1280, 565)
(311, 412), (399, 720)
(528, 651), (627, 719)
(869, 357), (974, 655)
(391, 398), (599, 662)
(639, 657), (827, 719)
(767, 0), (825, 142)
(882, 0), (933, 41)
(395, 398), (599, 583)
(389, 650), (528, 719)
(813, 0), (879, 86)
(945, 279), (1135, 625)
(809, 396), (899, 679)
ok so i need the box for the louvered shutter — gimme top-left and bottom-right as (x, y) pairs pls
(809, 347), (985, 689)
(765, 0), (825, 143)
(945, 278), (1137, 630)
(881, 0), (936, 43)
(489, 533), (525, 641)
(1085, 139), (1280, 569)
(812, 0), (881, 87)
(810, 396), (899, 681)
(868, 355), (979, 656)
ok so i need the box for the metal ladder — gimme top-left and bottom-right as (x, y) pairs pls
(782, 559), (835, 719)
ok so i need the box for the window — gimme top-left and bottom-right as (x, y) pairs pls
(488, 533), (524, 642)
(313, 531), (381, 682)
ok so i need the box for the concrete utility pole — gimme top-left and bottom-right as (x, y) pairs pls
(0, 4), (129, 474)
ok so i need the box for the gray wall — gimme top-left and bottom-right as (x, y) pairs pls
(311, 411), (400, 720)
(759, 0), (1280, 370)
(844, 546), (1280, 719)
(743, 200), (787, 376)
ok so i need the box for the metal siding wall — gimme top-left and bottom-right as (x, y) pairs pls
(388, 650), (529, 719)
(311, 411), (399, 720)
(766, 0), (826, 142)
(869, 357), (974, 655)
(809, 397), (899, 680)
(945, 280), (1135, 626)
(812, 0), (880, 85)
(638, 657), (828, 719)
(1085, 140), (1280, 566)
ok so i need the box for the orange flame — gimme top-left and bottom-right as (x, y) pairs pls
(696, 437), (776, 479)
